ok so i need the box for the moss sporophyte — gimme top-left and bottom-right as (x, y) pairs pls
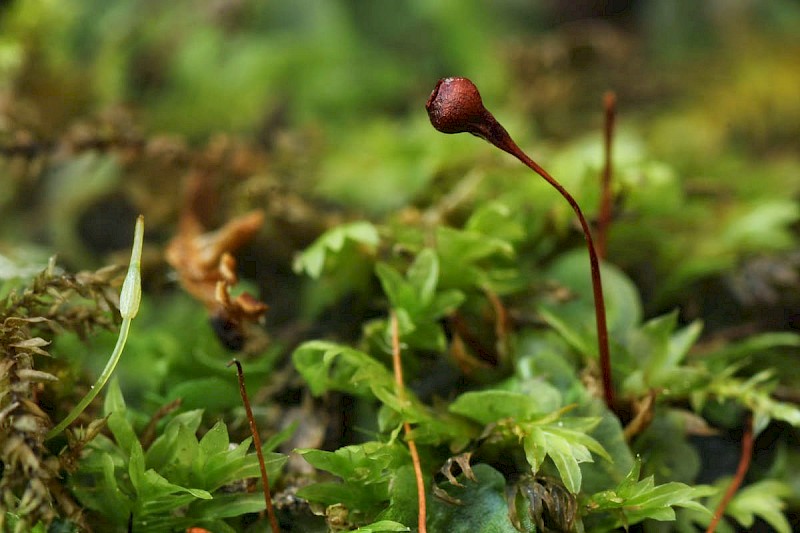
(46, 215), (144, 440)
(426, 77), (615, 409)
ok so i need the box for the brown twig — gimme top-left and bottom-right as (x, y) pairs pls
(597, 91), (616, 260)
(426, 77), (615, 409)
(390, 311), (427, 533)
(485, 288), (510, 365)
(140, 398), (182, 449)
(706, 415), (754, 533)
(228, 359), (280, 533)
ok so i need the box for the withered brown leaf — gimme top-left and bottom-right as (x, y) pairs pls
(166, 170), (268, 350)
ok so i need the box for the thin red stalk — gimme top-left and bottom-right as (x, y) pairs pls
(597, 91), (616, 260)
(228, 359), (280, 533)
(491, 136), (615, 408)
(706, 415), (754, 533)
(390, 311), (427, 533)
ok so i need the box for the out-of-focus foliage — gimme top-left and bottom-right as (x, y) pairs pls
(0, 0), (506, 134)
(2, 0), (800, 531)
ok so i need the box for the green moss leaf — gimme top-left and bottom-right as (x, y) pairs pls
(449, 389), (557, 425)
(294, 221), (379, 279)
(104, 377), (137, 458)
(586, 460), (713, 530)
(539, 249), (643, 354)
(725, 480), (792, 533)
(197, 421), (229, 457)
(427, 464), (523, 533)
(292, 340), (395, 397)
(351, 520), (411, 532)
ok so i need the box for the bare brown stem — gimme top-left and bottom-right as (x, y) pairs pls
(228, 359), (280, 533)
(597, 91), (616, 260)
(390, 311), (427, 533)
(706, 415), (754, 533)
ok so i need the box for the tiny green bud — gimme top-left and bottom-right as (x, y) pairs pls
(119, 215), (143, 319)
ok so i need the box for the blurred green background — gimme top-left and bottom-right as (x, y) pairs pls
(1, 0), (799, 323)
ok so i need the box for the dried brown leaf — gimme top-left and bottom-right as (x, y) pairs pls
(16, 368), (59, 383)
(166, 170), (268, 348)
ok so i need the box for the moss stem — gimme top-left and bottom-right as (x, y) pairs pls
(46, 215), (144, 440)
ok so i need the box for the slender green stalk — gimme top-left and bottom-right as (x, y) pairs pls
(46, 215), (144, 440)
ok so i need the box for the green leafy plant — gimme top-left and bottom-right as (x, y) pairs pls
(3, 4), (800, 531)
(585, 460), (713, 530)
(292, 218), (762, 530)
(71, 378), (288, 532)
(284, 70), (800, 528)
